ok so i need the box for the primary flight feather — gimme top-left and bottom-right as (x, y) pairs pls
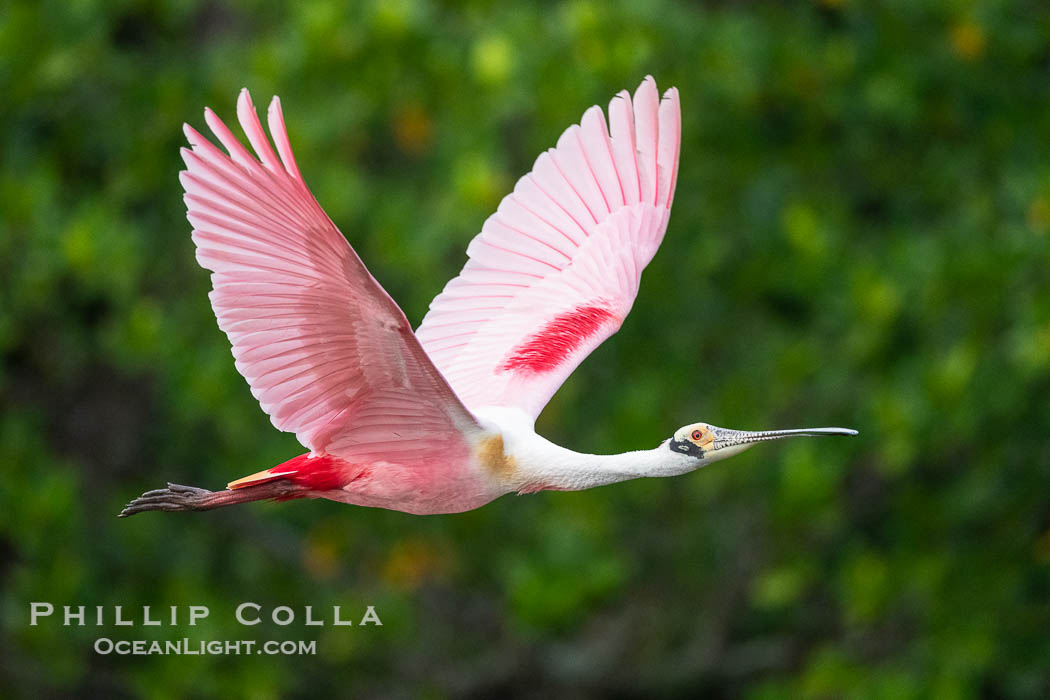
(120, 77), (855, 518)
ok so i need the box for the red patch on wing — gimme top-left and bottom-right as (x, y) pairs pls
(500, 304), (617, 374)
(231, 453), (354, 492)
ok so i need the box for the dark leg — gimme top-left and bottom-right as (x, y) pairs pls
(118, 480), (307, 517)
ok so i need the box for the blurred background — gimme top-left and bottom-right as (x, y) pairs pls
(3, 0), (1050, 697)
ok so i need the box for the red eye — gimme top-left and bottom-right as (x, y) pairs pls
(691, 429), (703, 441)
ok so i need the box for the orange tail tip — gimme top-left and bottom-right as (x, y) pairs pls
(227, 468), (293, 490)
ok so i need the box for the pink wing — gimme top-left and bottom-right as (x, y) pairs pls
(180, 90), (480, 469)
(416, 77), (682, 420)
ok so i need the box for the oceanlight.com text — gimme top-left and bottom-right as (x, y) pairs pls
(93, 638), (317, 655)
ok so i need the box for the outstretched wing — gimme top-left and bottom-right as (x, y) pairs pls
(416, 77), (681, 421)
(181, 90), (480, 468)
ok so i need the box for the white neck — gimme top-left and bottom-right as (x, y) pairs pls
(474, 407), (705, 493)
(500, 431), (701, 493)
(533, 443), (701, 491)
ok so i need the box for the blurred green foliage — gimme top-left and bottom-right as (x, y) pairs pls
(3, 0), (1050, 697)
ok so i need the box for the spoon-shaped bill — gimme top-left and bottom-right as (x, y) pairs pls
(713, 426), (858, 448)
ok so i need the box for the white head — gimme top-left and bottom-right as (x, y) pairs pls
(668, 422), (858, 466)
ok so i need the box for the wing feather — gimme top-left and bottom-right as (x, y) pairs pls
(417, 77), (681, 420)
(182, 90), (480, 469)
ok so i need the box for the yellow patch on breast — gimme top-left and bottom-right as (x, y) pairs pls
(477, 434), (518, 480)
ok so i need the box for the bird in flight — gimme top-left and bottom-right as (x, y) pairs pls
(120, 77), (856, 517)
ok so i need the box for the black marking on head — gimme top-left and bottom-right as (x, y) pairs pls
(670, 437), (704, 458)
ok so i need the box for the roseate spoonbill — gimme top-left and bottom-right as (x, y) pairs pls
(120, 77), (856, 518)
